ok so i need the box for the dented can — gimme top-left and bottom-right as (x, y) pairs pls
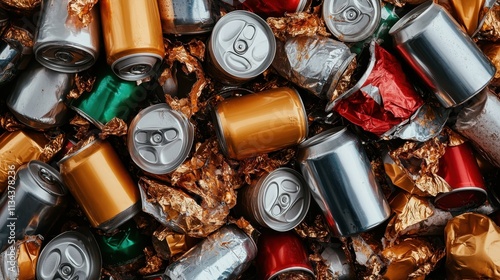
(0, 26), (34, 85)
(221, 0), (311, 17)
(157, 0), (219, 34)
(213, 87), (308, 160)
(297, 127), (391, 237)
(100, 0), (164, 81)
(163, 225), (257, 280)
(58, 140), (141, 232)
(0, 161), (67, 251)
(206, 10), (276, 84)
(239, 168), (310, 232)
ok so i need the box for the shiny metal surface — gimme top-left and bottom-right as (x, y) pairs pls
(0, 161), (67, 251)
(323, 0), (381, 42)
(128, 104), (194, 174)
(240, 168), (310, 232)
(272, 36), (355, 100)
(389, 1), (495, 108)
(297, 127), (391, 237)
(207, 10), (275, 84)
(321, 246), (354, 280)
(0, 40), (22, 84)
(34, 0), (100, 73)
(7, 62), (73, 130)
(163, 225), (257, 280)
(36, 229), (102, 280)
(158, 0), (218, 34)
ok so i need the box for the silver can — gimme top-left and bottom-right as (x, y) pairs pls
(323, 0), (381, 42)
(297, 127), (391, 237)
(34, 0), (100, 73)
(239, 167), (310, 232)
(158, 0), (218, 35)
(0, 161), (67, 251)
(36, 229), (102, 280)
(0, 26), (34, 85)
(272, 36), (355, 100)
(128, 103), (194, 174)
(389, 1), (495, 108)
(206, 10), (276, 84)
(163, 225), (257, 280)
(321, 246), (354, 280)
(7, 62), (74, 130)
(455, 88), (500, 168)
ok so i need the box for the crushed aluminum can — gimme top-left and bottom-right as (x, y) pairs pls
(7, 61), (74, 130)
(0, 26), (33, 85)
(206, 10), (276, 85)
(36, 229), (102, 280)
(272, 36), (355, 101)
(100, 0), (164, 81)
(221, 0), (311, 17)
(390, 1), (495, 108)
(239, 167), (311, 232)
(163, 225), (257, 280)
(0, 161), (67, 251)
(128, 103), (194, 174)
(157, 0), (219, 35)
(34, 0), (100, 73)
(297, 127), (391, 237)
(321, 246), (354, 280)
(323, 0), (381, 42)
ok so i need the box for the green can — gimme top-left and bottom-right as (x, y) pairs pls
(71, 68), (149, 128)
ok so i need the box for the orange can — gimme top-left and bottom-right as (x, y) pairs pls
(0, 130), (49, 191)
(213, 87), (308, 160)
(58, 140), (140, 231)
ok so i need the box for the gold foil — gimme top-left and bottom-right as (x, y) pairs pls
(187, 39), (205, 62)
(99, 117), (128, 139)
(382, 0), (428, 7)
(276, 271), (315, 280)
(295, 214), (331, 243)
(350, 235), (384, 277)
(69, 115), (91, 141)
(309, 252), (334, 280)
(38, 133), (65, 162)
(481, 42), (500, 87)
(382, 238), (445, 280)
(3, 25), (33, 48)
(0, 112), (25, 132)
(439, 0), (485, 35)
(67, 0), (98, 27)
(138, 247), (163, 276)
(266, 12), (331, 42)
(384, 158), (427, 196)
(238, 149), (295, 185)
(480, 4), (500, 41)
(67, 72), (96, 100)
(445, 213), (500, 279)
(0, 0), (40, 13)
(441, 127), (467, 147)
(228, 216), (257, 242)
(152, 227), (193, 259)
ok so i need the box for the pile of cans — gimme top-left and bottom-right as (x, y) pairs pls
(1, 0), (500, 279)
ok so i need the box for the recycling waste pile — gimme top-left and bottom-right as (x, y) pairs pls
(2, 0), (500, 279)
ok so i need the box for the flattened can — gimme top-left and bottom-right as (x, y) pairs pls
(213, 87), (308, 160)
(297, 127), (391, 237)
(7, 61), (73, 130)
(206, 10), (276, 84)
(58, 140), (141, 232)
(0, 161), (67, 251)
(323, 0), (381, 42)
(128, 103), (194, 174)
(36, 229), (102, 280)
(389, 1), (495, 108)
(0, 26), (34, 85)
(158, 0), (219, 35)
(163, 225), (257, 280)
(34, 0), (100, 73)
(100, 0), (164, 81)
(0, 130), (49, 191)
(221, 0), (311, 17)
(239, 168), (310, 232)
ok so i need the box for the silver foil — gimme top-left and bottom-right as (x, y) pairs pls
(163, 225), (257, 280)
(272, 36), (355, 100)
(455, 89), (500, 168)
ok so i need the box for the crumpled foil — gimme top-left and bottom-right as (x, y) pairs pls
(479, 4), (500, 41)
(67, 72), (96, 100)
(152, 226), (195, 260)
(3, 26), (33, 48)
(445, 213), (500, 279)
(266, 12), (331, 42)
(38, 133), (65, 162)
(69, 114), (91, 140)
(398, 206), (453, 237)
(295, 214), (331, 243)
(0, 112), (25, 132)
(99, 118), (128, 139)
(0, 0), (40, 13)
(350, 234), (384, 278)
(390, 137), (451, 196)
(438, 0), (492, 36)
(138, 247), (163, 276)
(309, 251), (334, 280)
(271, 36), (355, 101)
(0, 235), (43, 280)
(67, 0), (98, 27)
(382, 0), (428, 7)
(228, 216), (258, 244)
(330, 57), (357, 105)
(276, 271), (315, 280)
(480, 42), (500, 87)
(384, 152), (427, 196)
(238, 148), (295, 185)
(66, 134), (95, 155)
(382, 238), (445, 280)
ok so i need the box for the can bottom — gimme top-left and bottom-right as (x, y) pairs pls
(97, 202), (141, 232)
(434, 187), (488, 212)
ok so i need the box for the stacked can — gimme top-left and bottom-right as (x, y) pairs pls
(157, 0), (219, 35)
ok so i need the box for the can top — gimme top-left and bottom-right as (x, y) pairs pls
(36, 229), (102, 280)
(210, 10), (276, 80)
(323, 0), (381, 42)
(389, 1), (435, 44)
(26, 160), (67, 197)
(256, 168), (311, 232)
(128, 103), (194, 174)
(297, 127), (350, 161)
(35, 45), (96, 73)
(112, 54), (162, 81)
(434, 187), (488, 212)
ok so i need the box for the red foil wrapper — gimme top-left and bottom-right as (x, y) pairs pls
(330, 42), (424, 136)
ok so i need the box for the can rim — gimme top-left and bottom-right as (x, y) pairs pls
(298, 126), (347, 151)
(323, 53), (356, 104)
(97, 202), (141, 232)
(57, 138), (100, 166)
(289, 87), (310, 142)
(70, 105), (106, 129)
(111, 53), (162, 81)
(389, 1), (434, 40)
(434, 187), (488, 211)
(268, 267), (315, 280)
(27, 160), (67, 196)
(34, 41), (97, 73)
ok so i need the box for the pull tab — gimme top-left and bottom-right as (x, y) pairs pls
(266, 179), (302, 222)
(232, 24), (256, 55)
(134, 128), (179, 146)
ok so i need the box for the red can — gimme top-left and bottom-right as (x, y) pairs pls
(256, 231), (314, 280)
(222, 0), (311, 17)
(434, 143), (487, 211)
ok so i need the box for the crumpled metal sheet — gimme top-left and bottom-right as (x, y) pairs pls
(266, 12), (331, 42)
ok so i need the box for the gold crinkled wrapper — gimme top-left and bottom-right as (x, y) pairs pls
(445, 213), (500, 279)
(238, 148), (295, 185)
(69, 114), (91, 140)
(266, 12), (331, 42)
(99, 117), (128, 139)
(67, 72), (97, 100)
(481, 42), (500, 87)
(228, 216), (257, 243)
(276, 271), (315, 280)
(0, 0), (40, 13)
(3, 25), (33, 48)
(0, 112), (26, 132)
(67, 0), (98, 27)
(480, 4), (500, 41)
(441, 126), (467, 147)
(438, 0), (486, 36)
(330, 57), (357, 105)
(384, 155), (427, 196)
(382, 238), (445, 280)
(390, 137), (451, 197)
(309, 252), (334, 280)
(295, 214), (331, 243)
(138, 247), (163, 276)
(38, 133), (65, 162)
(66, 134), (95, 155)
(152, 227), (194, 259)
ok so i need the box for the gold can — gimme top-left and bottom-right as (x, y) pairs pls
(213, 87), (308, 160)
(0, 130), (49, 191)
(58, 140), (140, 231)
(100, 0), (164, 81)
